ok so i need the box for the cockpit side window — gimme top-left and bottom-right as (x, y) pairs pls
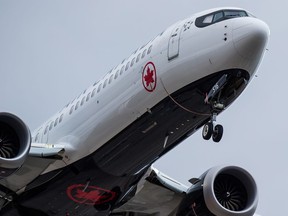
(195, 10), (248, 28)
(203, 14), (213, 24)
(213, 12), (224, 22)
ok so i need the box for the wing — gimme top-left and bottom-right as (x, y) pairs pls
(0, 143), (65, 194)
(112, 166), (187, 216)
(112, 165), (260, 216)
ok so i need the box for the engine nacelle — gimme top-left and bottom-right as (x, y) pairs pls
(177, 165), (258, 216)
(0, 112), (31, 178)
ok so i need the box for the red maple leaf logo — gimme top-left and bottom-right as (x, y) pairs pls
(66, 184), (117, 205)
(142, 62), (157, 92)
(144, 67), (155, 87)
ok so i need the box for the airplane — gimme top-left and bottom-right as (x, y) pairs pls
(0, 7), (269, 216)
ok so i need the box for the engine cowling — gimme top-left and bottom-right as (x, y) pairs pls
(0, 112), (31, 178)
(177, 165), (258, 216)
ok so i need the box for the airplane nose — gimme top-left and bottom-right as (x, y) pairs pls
(233, 19), (270, 59)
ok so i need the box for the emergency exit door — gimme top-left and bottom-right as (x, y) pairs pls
(168, 25), (182, 60)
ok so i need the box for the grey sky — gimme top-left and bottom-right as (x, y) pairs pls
(0, 1), (286, 215)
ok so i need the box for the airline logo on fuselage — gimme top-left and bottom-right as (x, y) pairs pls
(66, 184), (117, 205)
(142, 62), (157, 92)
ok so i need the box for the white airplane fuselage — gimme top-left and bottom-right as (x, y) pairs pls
(33, 8), (269, 175)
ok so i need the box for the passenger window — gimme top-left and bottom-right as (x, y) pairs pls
(147, 45), (153, 54)
(75, 101), (80, 110)
(103, 79), (108, 88)
(136, 53), (141, 62)
(49, 121), (54, 131)
(125, 62), (130, 71)
(86, 92), (91, 101)
(131, 58), (135, 67)
(120, 66), (125, 75)
(114, 70), (119, 79)
(70, 105), (74, 114)
(109, 74), (113, 84)
(44, 125), (49, 135)
(54, 118), (59, 127)
(35, 133), (39, 142)
(97, 83), (102, 93)
(141, 49), (147, 59)
(81, 97), (85, 106)
(92, 88), (97, 97)
(59, 114), (64, 123)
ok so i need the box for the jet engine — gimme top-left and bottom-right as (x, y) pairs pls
(177, 165), (258, 216)
(0, 112), (31, 178)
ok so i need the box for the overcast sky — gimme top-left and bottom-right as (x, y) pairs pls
(0, 1), (286, 215)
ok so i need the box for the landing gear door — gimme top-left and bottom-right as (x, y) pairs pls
(168, 24), (182, 60)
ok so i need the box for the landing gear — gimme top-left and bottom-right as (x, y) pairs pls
(202, 74), (228, 143)
(202, 122), (213, 140)
(202, 122), (224, 143)
(212, 124), (223, 142)
(202, 112), (224, 142)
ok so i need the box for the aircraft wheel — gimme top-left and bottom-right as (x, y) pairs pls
(202, 122), (213, 140)
(212, 124), (223, 142)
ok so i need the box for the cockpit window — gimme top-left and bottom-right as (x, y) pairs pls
(213, 12), (224, 22)
(195, 10), (248, 28)
(224, 10), (248, 18)
(203, 14), (213, 24)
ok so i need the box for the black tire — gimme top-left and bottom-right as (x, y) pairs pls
(202, 122), (213, 140)
(212, 124), (223, 142)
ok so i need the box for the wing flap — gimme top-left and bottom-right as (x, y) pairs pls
(112, 166), (188, 216)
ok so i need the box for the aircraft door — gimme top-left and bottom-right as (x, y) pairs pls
(168, 24), (182, 60)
